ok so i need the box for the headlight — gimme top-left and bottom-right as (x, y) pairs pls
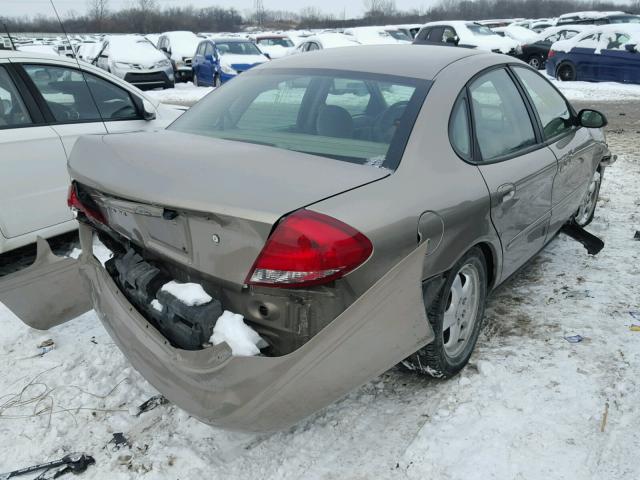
(174, 59), (184, 68)
(114, 62), (133, 69)
(155, 59), (171, 68)
(220, 63), (237, 75)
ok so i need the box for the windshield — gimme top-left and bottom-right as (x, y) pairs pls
(467, 24), (499, 36)
(216, 41), (262, 55)
(387, 30), (412, 41)
(257, 37), (295, 47)
(169, 69), (430, 169)
(609, 15), (640, 24)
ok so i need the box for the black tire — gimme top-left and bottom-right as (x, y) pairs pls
(213, 73), (221, 88)
(193, 72), (199, 87)
(402, 247), (488, 379)
(165, 80), (175, 90)
(527, 54), (544, 70)
(573, 168), (603, 227)
(557, 62), (577, 81)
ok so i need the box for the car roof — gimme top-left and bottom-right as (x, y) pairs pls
(258, 44), (485, 80)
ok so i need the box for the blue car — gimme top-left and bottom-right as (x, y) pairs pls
(192, 39), (222, 87)
(547, 25), (640, 83)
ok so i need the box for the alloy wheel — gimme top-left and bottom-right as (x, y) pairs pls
(575, 171), (601, 226)
(442, 263), (481, 358)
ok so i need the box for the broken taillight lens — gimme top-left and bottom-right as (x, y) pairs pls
(247, 209), (373, 288)
(67, 183), (105, 224)
(548, 50), (556, 59)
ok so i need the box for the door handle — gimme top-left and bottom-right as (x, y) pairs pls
(497, 184), (516, 203)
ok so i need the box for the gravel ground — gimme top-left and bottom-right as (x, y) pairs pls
(0, 96), (638, 479)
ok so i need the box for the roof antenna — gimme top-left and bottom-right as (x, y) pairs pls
(3, 23), (16, 50)
(48, 0), (105, 124)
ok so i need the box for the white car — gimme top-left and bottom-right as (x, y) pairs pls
(415, 21), (521, 54)
(0, 50), (182, 255)
(157, 31), (201, 82)
(343, 26), (403, 45)
(17, 45), (59, 57)
(96, 35), (174, 90)
(492, 25), (539, 45)
(292, 33), (361, 53)
(251, 34), (296, 59)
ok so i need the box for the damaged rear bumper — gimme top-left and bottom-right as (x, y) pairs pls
(78, 225), (434, 432)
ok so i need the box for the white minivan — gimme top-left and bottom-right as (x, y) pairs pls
(0, 50), (182, 255)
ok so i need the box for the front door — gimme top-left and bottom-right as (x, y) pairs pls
(468, 68), (557, 280)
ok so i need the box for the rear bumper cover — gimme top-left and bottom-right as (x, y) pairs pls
(78, 225), (433, 431)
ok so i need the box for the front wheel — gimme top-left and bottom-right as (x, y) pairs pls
(213, 73), (221, 87)
(573, 169), (602, 227)
(193, 72), (200, 87)
(557, 62), (577, 81)
(403, 247), (488, 378)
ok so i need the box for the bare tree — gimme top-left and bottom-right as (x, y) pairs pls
(86, 0), (109, 30)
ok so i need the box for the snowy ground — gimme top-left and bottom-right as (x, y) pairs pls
(145, 78), (640, 109)
(1, 97), (639, 478)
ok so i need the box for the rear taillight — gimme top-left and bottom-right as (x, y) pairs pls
(67, 183), (105, 224)
(548, 50), (556, 59)
(246, 209), (373, 288)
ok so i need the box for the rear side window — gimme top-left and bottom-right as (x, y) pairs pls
(468, 68), (536, 161)
(449, 96), (471, 159)
(24, 65), (140, 122)
(0, 66), (32, 128)
(512, 67), (573, 139)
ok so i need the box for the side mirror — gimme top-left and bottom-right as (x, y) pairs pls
(141, 99), (156, 121)
(625, 43), (637, 53)
(578, 109), (607, 129)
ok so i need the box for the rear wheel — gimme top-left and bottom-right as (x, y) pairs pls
(573, 169), (602, 227)
(527, 54), (544, 70)
(213, 73), (221, 87)
(557, 62), (577, 81)
(403, 247), (487, 378)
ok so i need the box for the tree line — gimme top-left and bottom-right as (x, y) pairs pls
(2, 0), (639, 34)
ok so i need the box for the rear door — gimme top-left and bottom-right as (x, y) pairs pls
(511, 66), (599, 235)
(0, 61), (71, 241)
(467, 67), (558, 281)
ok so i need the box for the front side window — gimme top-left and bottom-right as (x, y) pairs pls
(24, 65), (140, 122)
(467, 24), (498, 36)
(442, 27), (457, 42)
(468, 68), (536, 161)
(513, 67), (573, 139)
(604, 32), (631, 50)
(0, 66), (32, 128)
(170, 69), (429, 169)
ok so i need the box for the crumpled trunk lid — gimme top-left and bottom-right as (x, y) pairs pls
(68, 131), (388, 285)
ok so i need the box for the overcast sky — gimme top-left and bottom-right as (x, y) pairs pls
(2, 0), (443, 19)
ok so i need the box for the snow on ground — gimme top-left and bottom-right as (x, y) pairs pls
(150, 78), (640, 111)
(146, 82), (212, 107)
(550, 78), (640, 102)
(0, 127), (638, 479)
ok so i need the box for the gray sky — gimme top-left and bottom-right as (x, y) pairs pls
(2, 0), (442, 19)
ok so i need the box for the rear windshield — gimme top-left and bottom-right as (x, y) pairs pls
(169, 68), (430, 169)
(216, 41), (262, 55)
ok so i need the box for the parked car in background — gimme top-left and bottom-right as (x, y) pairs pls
(95, 35), (174, 90)
(17, 44), (59, 57)
(0, 44), (613, 432)
(556, 11), (640, 26)
(383, 27), (414, 43)
(387, 24), (423, 39)
(516, 25), (591, 69)
(293, 33), (361, 53)
(0, 50), (182, 255)
(157, 31), (200, 82)
(192, 39), (221, 87)
(76, 40), (102, 64)
(547, 24), (640, 83)
(251, 34), (296, 58)
(210, 37), (269, 83)
(415, 21), (520, 54)
(344, 26), (404, 45)
(492, 25), (539, 44)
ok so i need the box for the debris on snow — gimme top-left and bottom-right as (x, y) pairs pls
(564, 335), (585, 344)
(135, 395), (169, 417)
(110, 432), (131, 451)
(210, 311), (267, 357)
(160, 281), (212, 307)
(634, 231), (640, 240)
